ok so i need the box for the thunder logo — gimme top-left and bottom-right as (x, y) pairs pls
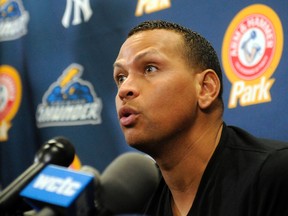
(0, 0), (29, 41)
(0, 0), (21, 18)
(36, 63), (102, 127)
(46, 67), (93, 104)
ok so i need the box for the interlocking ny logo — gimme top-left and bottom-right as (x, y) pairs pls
(62, 0), (93, 28)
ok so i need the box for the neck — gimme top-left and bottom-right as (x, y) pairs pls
(156, 119), (223, 216)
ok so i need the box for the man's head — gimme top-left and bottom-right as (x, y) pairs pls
(128, 20), (223, 102)
(113, 20), (223, 155)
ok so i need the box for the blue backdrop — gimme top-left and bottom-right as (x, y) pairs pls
(0, 0), (287, 188)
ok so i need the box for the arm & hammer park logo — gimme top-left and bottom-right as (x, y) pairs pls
(222, 4), (283, 108)
(36, 63), (102, 128)
(135, 0), (171, 16)
(0, 65), (22, 141)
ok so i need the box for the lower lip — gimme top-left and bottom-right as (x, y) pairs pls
(120, 114), (138, 126)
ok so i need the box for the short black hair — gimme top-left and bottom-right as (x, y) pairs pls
(128, 20), (223, 102)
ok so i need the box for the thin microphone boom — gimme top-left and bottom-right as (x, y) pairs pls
(0, 137), (75, 214)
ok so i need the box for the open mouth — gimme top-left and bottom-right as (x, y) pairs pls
(122, 111), (131, 118)
(119, 107), (138, 126)
(119, 107), (136, 118)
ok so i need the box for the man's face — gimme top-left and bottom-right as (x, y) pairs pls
(113, 29), (200, 155)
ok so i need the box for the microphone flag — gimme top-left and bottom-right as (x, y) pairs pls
(20, 164), (94, 216)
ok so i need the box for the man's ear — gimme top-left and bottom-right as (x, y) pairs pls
(196, 69), (221, 109)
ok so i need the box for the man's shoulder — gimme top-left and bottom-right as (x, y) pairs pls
(224, 124), (288, 153)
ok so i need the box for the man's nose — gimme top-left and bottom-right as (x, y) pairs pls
(117, 77), (139, 101)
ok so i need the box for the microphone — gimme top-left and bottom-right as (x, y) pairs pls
(96, 152), (160, 215)
(21, 152), (160, 216)
(20, 165), (96, 216)
(0, 136), (75, 213)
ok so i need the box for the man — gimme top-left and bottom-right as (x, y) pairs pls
(113, 20), (288, 216)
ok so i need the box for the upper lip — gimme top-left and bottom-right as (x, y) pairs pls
(118, 106), (139, 119)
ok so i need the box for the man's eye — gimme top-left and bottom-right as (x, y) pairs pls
(116, 74), (127, 85)
(145, 65), (157, 74)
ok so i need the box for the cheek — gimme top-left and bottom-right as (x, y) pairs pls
(143, 95), (196, 146)
(146, 82), (197, 123)
(115, 95), (119, 108)
(115, 93), (122, 109)
(150, 77), (196, 108)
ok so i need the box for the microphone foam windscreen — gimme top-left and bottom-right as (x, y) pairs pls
(100, 152), (160, 214)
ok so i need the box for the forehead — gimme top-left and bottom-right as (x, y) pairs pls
(117, 29), (183, 59)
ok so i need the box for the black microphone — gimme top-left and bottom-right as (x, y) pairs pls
(22, 152), (159, 216)
(95, 152), (160, 215)
(0, 136), (75, 214)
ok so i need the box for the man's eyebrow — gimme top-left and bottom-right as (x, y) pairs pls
(113, 61), (122, 69)
(113, 49), (161, 68)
